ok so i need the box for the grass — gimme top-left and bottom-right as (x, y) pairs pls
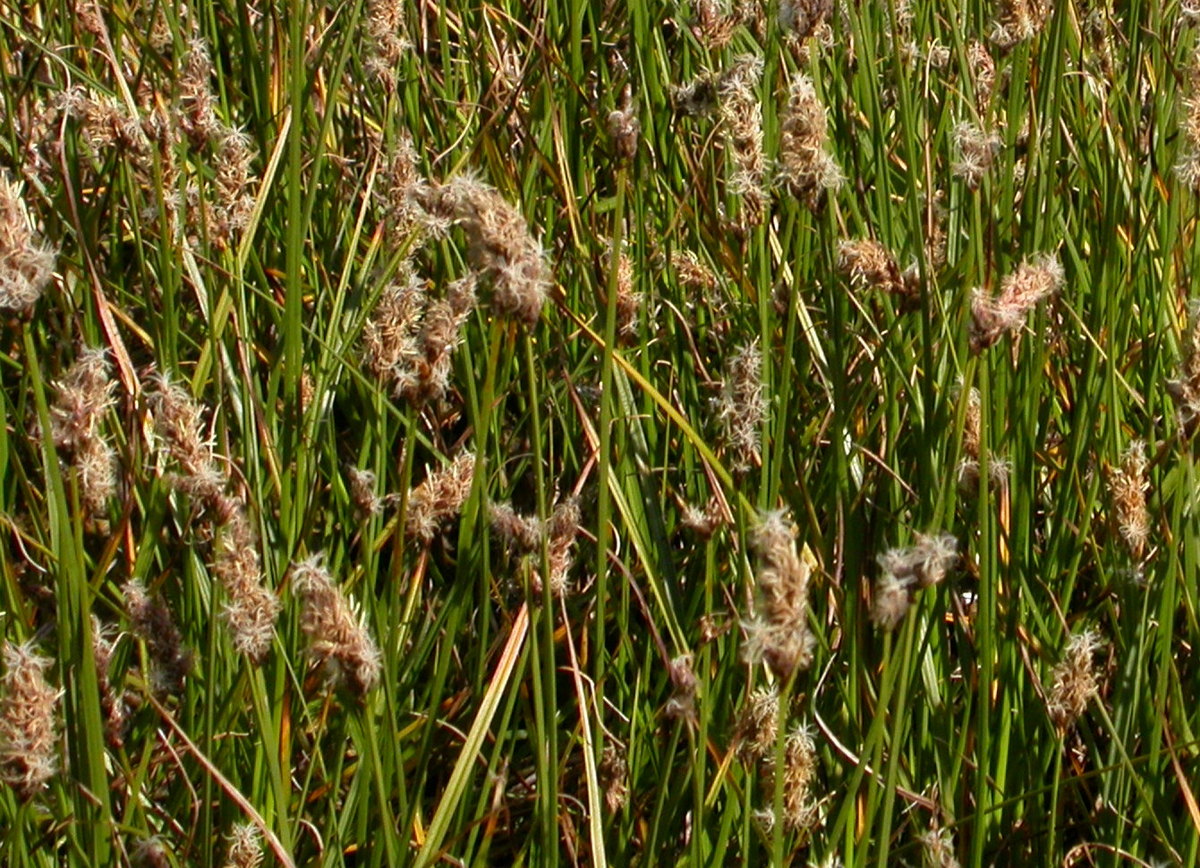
(2, 0), (1200, 865)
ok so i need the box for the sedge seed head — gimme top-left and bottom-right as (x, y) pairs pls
(223, 824), (264, 868)
(1047, 629), (1105, 730)
(734, 686), (780, 760)
(405, 451), (476, 542)
(290, 554), (381, 695)
(0, 172), (56, 312)
(0, 642), (59, 800)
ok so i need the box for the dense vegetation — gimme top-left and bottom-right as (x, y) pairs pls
(2, 0), (1199, 865)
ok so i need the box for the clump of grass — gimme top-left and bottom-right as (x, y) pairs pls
(5, 1), (1200, 864)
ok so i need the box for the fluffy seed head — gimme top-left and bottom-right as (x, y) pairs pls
(1047, 629), (1105, 730)
(778, 73), (843, 207)
(290, 554), (381, 695)
(778, 0), (833, 41)
(664, 654), (699, 724)
(742, 511), (815, 677)
(490, 502), (545, 552)
(419, 177), (549, 325)
(149, 373), (225, 506)
(347, 466), (384, 517)
(222, 823), (263, 868)
(211, 516), (279, 661)
(369, 272), (477, 405)
(91, 616), (126, 748)
(540, 497), (581, 597)
(1106, 441), (1150, 559)
(124, 579), (194, 695)
(364, 0), (411, 87)
(0, 643), (59, 800)
(970, 254), (1063, 351)
(50, 348), (118, 525)
(872, 534), (957, 631)
(952, 122), (1001, 190)
(968, 41), (996, 108)
(870, 571), (912, 630)
(717, 56), (768, 225)
(1169, 300), (1200, 432)
(679, 496), (726, 539)
(991, 0), (1051, 48)
(734, 686), (780, 760)
(607, 88), (640, 163)
(406, 452), (476, 542)
(691, 0), (739, 49)
(716, 341), (766, 472)
(778, 725), (820, 831)
(0, 173), (56, 311)
(836, 239), (913, 297)
(919, 825), (961, 868)
(600, 743), (629, 813)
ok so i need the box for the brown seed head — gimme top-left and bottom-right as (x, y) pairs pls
(347, 466), (384, 517)
(419, 177), (548, 325)
(607, 88), (640, 163)
(717, 56), (768, 225)
(743, 511), (815, 677)
(664, 654), (699, 723)
(212, 515), (279, 661)
(0, 642), (59, 800)
(970, 254), (1063, 351)
(364, 0), (411, 86)
(918, 825), (962, 868)
(991, 0), (1051, 48)
(0, 172), (56, 311)
(778, 0), (833, 42)
(124, 579), (194, 695)
(222, 824), (264, 868)
(872, 533), (957, 631)
(490, 502), (545, 553)
(836, 239), (912, 297)
(716, 341), (766, 472)
(780, 725), (820, 831)
(1106, 440), (1150, 559)
(91, 615), (127, 748)
(735, 686), (780, 760)
(406, 451), (476, 542)
(778, 73), (843, 208)
(290, 554), (381, 695)
(952, 122), (1001, 190)
(600, 743), (629, 813)
(1047, 629), (1105, 730)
